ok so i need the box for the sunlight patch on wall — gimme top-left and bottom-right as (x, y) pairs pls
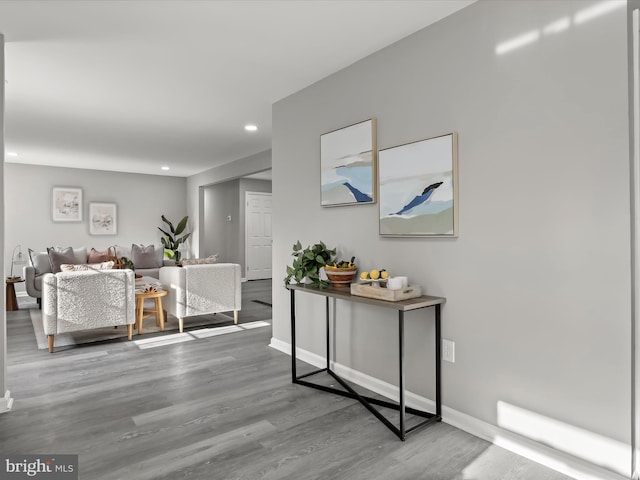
(574, 0), (625, 25)
(495, 30), (540, 55)
(497, 401), (629, 476)
(542, 17), (571, 35)
(496, 1), (625, 56)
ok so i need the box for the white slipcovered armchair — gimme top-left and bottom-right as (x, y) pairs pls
(159, 264), (242, 333)
(42, 269), (136, 353)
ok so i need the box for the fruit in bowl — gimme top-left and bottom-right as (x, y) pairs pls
(324, 257), (357, 287)
(360, 269), (388, 280)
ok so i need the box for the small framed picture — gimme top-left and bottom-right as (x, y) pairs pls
(52, 187), (83, 222)
(89, 203), (117, 235)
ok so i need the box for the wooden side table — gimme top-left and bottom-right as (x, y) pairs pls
(135, 289), (168, 334)
(6, 277), (24, 311)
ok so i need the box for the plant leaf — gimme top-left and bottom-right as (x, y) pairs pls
(161, 214), (176, 233)
(158, 227), (173, 240)
(174, 216), (189, 236)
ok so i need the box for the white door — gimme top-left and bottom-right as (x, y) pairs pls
(245, 192), (272, 280)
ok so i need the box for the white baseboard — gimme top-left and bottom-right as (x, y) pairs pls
(269, 337), (629, 480)
(0, 390), (14, 414)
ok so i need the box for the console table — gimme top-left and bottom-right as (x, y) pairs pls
(287, 283), (445, 440)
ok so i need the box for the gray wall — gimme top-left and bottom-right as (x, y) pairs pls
(1, 33), (8, 411)
(203, 180), (240, 262)
(202, 177), (272, 273)
(272, 0), (630, 475)
(5, 163), (187, 285)
(187, 149), (271, 258)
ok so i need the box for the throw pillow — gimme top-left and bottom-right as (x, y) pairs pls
(131, 244), (157, 269)
(30, 251), (52, 276)
(49, 246), (87, 264)
(47, 247), (78, 273)
(88, 248), (110, 264)
(59, 261), (115, 272)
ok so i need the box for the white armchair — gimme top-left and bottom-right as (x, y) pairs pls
(42, 269), (136, 352)
(159, 264), (242, 333)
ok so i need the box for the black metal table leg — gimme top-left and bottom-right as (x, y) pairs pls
(435, 304), (441, 417)
(290, 288), (296, 383)
(399, 310), (406, 440)
(287, 285), (444, 441)
(326, 297), (330, 370)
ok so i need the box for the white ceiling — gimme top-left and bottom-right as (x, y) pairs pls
(0, 0), (474, 177)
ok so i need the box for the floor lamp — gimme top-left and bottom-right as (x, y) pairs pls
(9, 245), (26, 279)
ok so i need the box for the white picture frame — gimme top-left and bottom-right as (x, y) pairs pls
(52, 187), (83, 222)
(89, 202), (117, 235)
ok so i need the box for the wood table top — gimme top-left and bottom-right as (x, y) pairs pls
(286, 283), (445, 312)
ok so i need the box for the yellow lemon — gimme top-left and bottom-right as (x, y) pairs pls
(370, 269), (380, 280)
(360, 271), (369, 280)
(381, 270), (389, 279)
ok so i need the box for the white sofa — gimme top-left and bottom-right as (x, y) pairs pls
(25, 244), (168, 305)
(159, 263), (242, 333)
(42, 269), (136, 353)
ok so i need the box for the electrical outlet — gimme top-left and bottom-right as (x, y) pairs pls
(442, 339), (455, 363)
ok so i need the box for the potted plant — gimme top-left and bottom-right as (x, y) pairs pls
(324, 256), (358, 287)
(284, 240), (336, 288)
(158, 215), (191, 262)
(120, 257), (135, 270)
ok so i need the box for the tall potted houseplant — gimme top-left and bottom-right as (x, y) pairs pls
(158, 215), (191, 262)
(284, 240), (336, 288)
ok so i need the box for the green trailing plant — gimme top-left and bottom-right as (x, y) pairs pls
(158, 215), (191, 262)
(284, 240), (336, 288)
(120, 256), (135, 271)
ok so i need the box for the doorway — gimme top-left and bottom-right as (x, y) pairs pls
(245, 192), (272, 280)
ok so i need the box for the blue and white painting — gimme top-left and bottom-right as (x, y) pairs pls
(320, 119), (375, 206)
(379, 133), (457, 236)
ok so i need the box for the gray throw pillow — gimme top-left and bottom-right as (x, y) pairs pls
(47, 247), (78, 273)
(131, 244), (157, 269)
(30, 250), (52, 276)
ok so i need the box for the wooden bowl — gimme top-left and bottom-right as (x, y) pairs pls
(324, 265), (358, 287)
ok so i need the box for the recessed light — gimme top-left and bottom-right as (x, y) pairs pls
(161, 166), (170, 171)
(244, 124), (258, 132)
(6, 152), (18, 157)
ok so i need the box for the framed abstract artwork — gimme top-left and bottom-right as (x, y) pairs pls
(379, 132), (458, 237)
(320, 118), (377, 207)
(52, 187), (83, 222)
(89, 202), (117, 235)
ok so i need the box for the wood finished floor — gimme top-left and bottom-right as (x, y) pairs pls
(1, 279), (572, 480)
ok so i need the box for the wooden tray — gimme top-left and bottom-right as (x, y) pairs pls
(350, 282), (422, 302)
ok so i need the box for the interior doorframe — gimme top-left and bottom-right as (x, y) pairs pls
(244, 191), (273, 281)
